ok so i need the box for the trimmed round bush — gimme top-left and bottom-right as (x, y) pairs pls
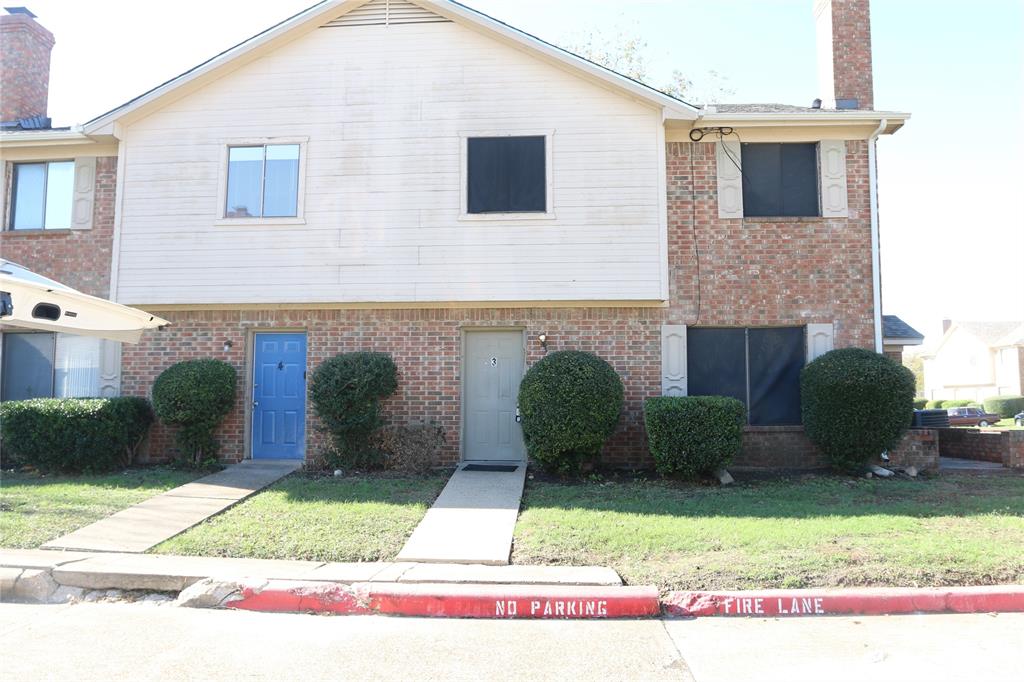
(152, 359), (237, 465)
(984, 395), (1024, 419)
(309, 352), (398, 470)
(0, 397), (154, 473)
(912, 398), (928, 410)
(801, 348), (916, 473)
(644, 396), (745, 478)
(940, 399), (974, 408)
(518, 350), (624, 475)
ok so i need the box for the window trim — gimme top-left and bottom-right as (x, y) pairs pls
(8, 159), (76, 231)
(458, 130), (555, 221)
(214, 137), (308, 226)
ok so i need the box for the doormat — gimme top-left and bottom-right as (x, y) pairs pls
(462, 464), (520, 472)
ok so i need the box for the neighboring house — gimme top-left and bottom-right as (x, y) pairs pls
(0, 0), (909, 469)
(882, 314), (924, 362)
(922, 321), (1024, 401)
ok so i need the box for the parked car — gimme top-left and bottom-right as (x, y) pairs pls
(1015, 411), (1023, 427)
(946, 406), (1002, 427)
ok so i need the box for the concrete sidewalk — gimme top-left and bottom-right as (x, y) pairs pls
(397, 463), (526, 565)
(41, 460), (302, 553)
(0, 548), (622, 595)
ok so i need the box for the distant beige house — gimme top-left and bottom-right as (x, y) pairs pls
(922, 321), (1024, 401)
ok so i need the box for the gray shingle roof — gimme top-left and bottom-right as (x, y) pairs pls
(708, 103), (824, 114)
(882, 315), (924, 341)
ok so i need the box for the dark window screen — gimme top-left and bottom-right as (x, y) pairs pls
(747, 327), (804, 425)
(467, 136), (546, 213)
(741, 143), (819, 217)
(1, 333), (55, 401)
(687, 328), (747, 406)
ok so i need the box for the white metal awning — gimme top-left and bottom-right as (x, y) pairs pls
(0, 260), (169, 343)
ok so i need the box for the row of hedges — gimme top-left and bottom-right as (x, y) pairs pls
(984, 395), (1024, 418)
(925, 399), (980, 409)
(0, 397), (153, 473)
(0, 346), (921, 478)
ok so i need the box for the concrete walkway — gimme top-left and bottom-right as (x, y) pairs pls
(0, 548), (621, 595)
(396, 463), (526, 565)
(41, 460), (302, 553)
(940, 456), (1007, 472)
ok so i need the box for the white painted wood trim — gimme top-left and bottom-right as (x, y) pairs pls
(215, 137), (309, 222)
(818, 139), (848, 217)
(661, 324), (688, 396)
(458, 129), (555, 221)
(108, 141), (127, 301)
(98, 339), (122, 397)
(656, 122), (669, 301)
(806, 323), (835, 363)
(70, 156), (96, 230)
(716, 141), (743, 219)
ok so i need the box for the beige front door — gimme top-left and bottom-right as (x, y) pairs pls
(463, 330), (526, 462)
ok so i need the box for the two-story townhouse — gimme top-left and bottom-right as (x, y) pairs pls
(0, 0), (911, 470)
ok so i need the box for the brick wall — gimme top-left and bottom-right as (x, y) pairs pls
(122, 140), (877, 467)
(0, 156), (116, 298)
(938, 428), (1023, 468)
(886, 429), (939, 472)
(0, 13), (54, 121)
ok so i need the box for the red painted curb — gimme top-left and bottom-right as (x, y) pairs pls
(367, 582), (661, 619)
(663, 585), (1024, 618)
(225, 580), (372, 615)
(222, 580), (660, 619)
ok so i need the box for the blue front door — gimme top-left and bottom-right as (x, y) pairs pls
(252, 332), (307, 460)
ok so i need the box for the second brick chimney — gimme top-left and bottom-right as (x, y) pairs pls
(815, 0), (874, 110)
(0, 7), (55, 123)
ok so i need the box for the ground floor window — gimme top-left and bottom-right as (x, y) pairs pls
(687, 326), (805, 425)
(0, 332), (102, 400)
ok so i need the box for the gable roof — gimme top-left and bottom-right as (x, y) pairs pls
(955, 321), (1024, 347)
(882, 315), (924, 343)
(83, 0), (699, 135)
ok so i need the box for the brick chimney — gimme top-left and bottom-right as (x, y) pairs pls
(814, 0), (873, 110)
(0, 7), (55, 123)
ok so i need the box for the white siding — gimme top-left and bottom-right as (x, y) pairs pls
(116, 20), (665, 305)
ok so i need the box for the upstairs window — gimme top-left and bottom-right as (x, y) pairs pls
(9, 161), (74, 230)
(741, 143), (819, 217)
(467, 136), (546, 214)
(225, 144), (300, 218)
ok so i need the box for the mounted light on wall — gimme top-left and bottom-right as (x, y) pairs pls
(538, 334), (548, 354)
(223, 339), (233, 353)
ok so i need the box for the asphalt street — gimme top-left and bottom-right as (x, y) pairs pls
(1, 602), (1020, 681)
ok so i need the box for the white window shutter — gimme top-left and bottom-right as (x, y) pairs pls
(806, 323), (835, 363)
(98, 340), (122, 397)
(715, 141), (743, 219)
(661, 324), (688, 396)
(70, 157), (96, 230)
(818, 140), (848, 217)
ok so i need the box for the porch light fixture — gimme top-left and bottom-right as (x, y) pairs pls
(223, 339), (233, 352)
(538, 334), (547, 353)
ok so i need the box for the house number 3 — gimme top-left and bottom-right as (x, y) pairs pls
(489, 357), (497, 367)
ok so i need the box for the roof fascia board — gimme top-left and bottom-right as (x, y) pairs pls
(82, 0), (361, 134)
(694, 111), (909, 134)
(0, 128), (117, 147)
(884, 337), (924, 345)
(425, 1), (698, 120)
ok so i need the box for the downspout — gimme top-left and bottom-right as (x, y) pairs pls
(868, 118), (887, 353)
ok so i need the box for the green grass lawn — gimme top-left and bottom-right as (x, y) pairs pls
(154, 474), (447, 562)
(0, 468), (200, 549)
(994, 418), (1023, 430)
(512, 473), (1024, 591)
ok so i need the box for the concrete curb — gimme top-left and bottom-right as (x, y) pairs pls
(220, 579), (660, 619)
(663, 586), (1024, 618)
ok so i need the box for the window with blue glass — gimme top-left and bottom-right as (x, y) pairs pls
(225, 144), (300, 218)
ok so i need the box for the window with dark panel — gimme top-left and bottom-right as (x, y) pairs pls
(741, 143), (819, 217)
(686, 326), (805, 426)
(467, 136), (546, 214)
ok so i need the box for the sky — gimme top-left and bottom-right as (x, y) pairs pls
(26, 0), (1024, 348)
